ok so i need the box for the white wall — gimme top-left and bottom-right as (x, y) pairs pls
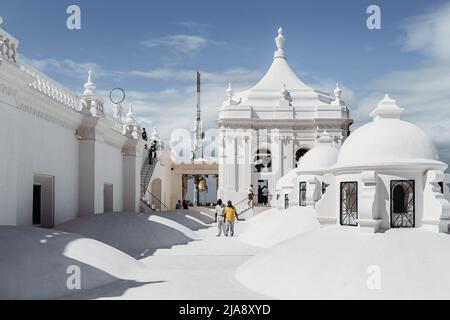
(0, 96), (80, 226)
(95, 141), (124, 213)
(0, 62), (140, 225)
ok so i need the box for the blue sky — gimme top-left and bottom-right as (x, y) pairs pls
(2, 0), (450, 162)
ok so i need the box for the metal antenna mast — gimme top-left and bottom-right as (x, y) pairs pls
(192, 71), (204, 160)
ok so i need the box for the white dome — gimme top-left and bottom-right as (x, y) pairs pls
(298, 145), (340, 171)
(275, 169), (297, 191)
(337, 95), (442, 168)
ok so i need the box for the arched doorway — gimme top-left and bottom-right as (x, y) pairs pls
(295, 148), (310, 167)
(390, 180), (415, 228)
(151, 178), (162, 211)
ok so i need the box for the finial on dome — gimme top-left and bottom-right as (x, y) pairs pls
(318, 130), (334, 145)
(83, 69), (96, 96)
(274, 26), (286, 59)
(370, 94), (404, 120)
(0, 16), (4, 26)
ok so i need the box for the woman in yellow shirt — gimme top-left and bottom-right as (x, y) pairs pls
(224, 201), (238, 237)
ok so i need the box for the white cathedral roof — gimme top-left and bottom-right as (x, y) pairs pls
(336, 95), (446, 170)
(234, 28), (334, 107)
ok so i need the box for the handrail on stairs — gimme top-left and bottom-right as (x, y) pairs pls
(234, 194), (273, 216)
(140, 187), (169, 211)
(139, 150), (169, 211)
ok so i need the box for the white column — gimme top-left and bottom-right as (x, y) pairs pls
(123, 139), (143, 212)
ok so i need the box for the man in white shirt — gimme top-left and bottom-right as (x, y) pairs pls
(215, 199), (226, 237)
(247, 185), (254, 207)
(262, 186), (269, 205)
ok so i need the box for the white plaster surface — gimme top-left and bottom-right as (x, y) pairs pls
(237, 227), (450, 299)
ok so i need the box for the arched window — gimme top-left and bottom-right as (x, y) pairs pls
(295, 148), (310, 168)
(340, 182), (358, 226)
(254, 148), (272, 172)
(299, 182), (307, 206)
(390, 180), (415, 228)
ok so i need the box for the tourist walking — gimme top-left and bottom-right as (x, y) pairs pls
(142, 128), (148, 141)
(215, 199), (226, 236)
(247, 185), (254, 207)
(224, 200), (238, 237)
(262, 186), (269, 205)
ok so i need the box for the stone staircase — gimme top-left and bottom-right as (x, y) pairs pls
(140, 156), (168, 211)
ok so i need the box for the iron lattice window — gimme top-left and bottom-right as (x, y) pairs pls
(284, 194), (289, 209)
(390, 180), (415, 228)
(322, 182), (329, 195)
(439, 182), (444, 194)
(340, 182), (358, 226)
(299, 182), (307, 206)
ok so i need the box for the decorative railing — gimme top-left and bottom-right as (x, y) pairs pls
(106, 115), (124, 133)
(0, 28), (18, 63)
(19, 62), (81, 111)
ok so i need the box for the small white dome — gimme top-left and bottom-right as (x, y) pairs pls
(298, 145), (340, 171)
(275, 169), (297, 191)
(337, 95), (441, 168)
(337, 119), (439, 166)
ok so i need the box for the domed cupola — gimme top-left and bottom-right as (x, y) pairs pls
(297, 131), (340, 172)
(336, 95), (446, 170)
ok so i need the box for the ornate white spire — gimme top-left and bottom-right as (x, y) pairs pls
(126, 102), (136, 124)
(334, 83), (342, 100)
(370, 94), (404, 120)
(223, 82), (241, 106)
(127, 102), (134, 117)
(274, 27), (287, 59)
(83, 69), (96, 96)
(226, 83), (234, 99)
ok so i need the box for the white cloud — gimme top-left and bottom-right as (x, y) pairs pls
(126, 67), (261, 84)
(175, 21), (210, 34)
(21, 56), (109, 80)
(141, 35), (210, 54)
(354, 2), (450, 164)
(401, 3), (450, 63)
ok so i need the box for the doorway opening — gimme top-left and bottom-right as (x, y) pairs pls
(182, 174), (218, 207)
(103, 184), (114, 212)
(299, 181), (307, 206)
(257, 180), (269, 205)
(33, 185), (41, 225)
(33, 175), (55, 228)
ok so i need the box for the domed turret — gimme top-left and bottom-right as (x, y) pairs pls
(336, 95), (444, 170)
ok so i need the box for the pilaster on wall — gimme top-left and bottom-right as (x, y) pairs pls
(123, 138), (144, 212)
(78, 116), (101, 216)
(305, 175), (319, 207)
(359, 171), (381, 233)
(77, 115), (128, 215)
(423, 170), (450, 233)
